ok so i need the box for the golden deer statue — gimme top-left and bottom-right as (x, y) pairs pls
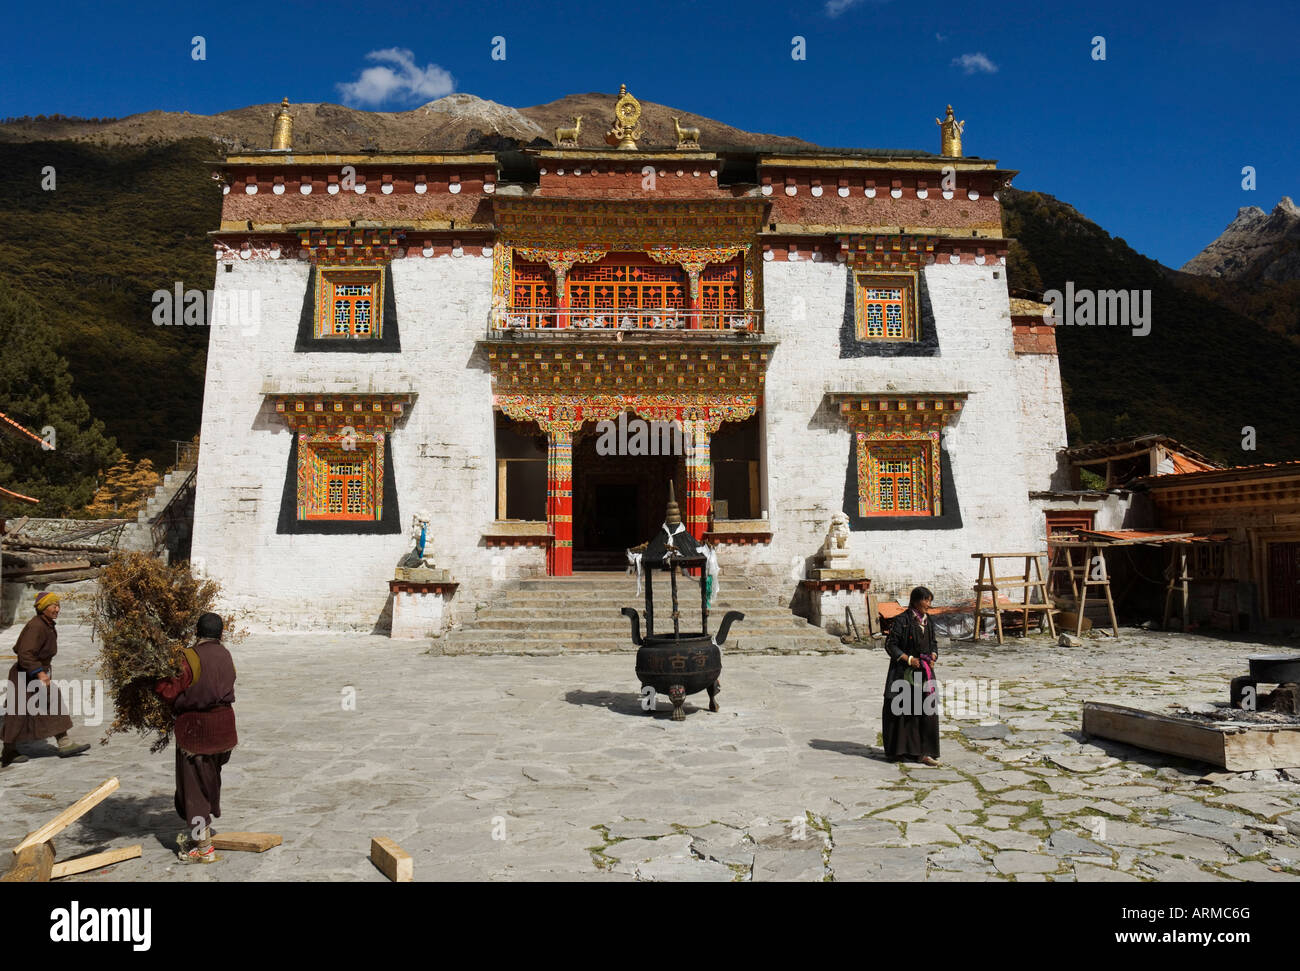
(555, 115), (582, 147)
(673, 116), (700, 150)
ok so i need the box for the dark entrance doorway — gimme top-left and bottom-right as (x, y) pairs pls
(571, 421), (685, 571)
(1268, 541), (1300, 618)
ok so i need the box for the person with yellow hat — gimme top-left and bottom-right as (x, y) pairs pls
(1, 592), (91, 766)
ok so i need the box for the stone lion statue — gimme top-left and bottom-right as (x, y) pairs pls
(822, 511), (850, 553)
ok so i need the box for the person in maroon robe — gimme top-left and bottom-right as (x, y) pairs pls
(2, 592), (91, 767)
(881, 586), (941, 766)
(155, 612), (237, 864)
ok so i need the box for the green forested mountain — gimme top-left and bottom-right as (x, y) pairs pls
(0, 140), (1296, 516)
(1002, 188), (1300, 465)
(0, 138), (219, 474)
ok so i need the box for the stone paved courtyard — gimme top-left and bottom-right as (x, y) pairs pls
(3, 622), (1300, 882)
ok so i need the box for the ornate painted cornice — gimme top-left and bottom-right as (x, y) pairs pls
(486, 343), (772, 393)
(266, 392), (415, 431)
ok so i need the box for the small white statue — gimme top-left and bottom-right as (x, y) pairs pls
(822, 512), (851, 557)
(408, 509), (435, 569)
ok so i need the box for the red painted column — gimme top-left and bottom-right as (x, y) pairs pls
(684, 420), (711, 541)
(546, 428), (573, 575)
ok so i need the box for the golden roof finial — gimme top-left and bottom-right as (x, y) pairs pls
(272, 97), (293, 151)
(605, 84), (643, 150)
(936, 104), (964, 157)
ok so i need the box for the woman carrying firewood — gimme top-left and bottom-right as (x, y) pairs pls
(2, 592), (91, 767)
(880, 586), (941, 766)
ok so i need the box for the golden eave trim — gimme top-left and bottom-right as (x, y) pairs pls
(759, 155), (1014, 175)
(827, 392), (968, 423)
(218, 153), (499, 167)
(265, 392), (416, 430)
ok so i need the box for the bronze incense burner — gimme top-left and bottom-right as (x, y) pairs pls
(621, 483), (743, 720)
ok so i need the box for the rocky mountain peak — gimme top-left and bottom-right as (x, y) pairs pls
(1182, 196), (1300, 282)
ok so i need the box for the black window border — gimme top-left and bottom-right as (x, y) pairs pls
(294, 264), (402, 353)
(276, 430), (402, 534)
(842, 436), (962, 530)
(839, 267), (940, 358)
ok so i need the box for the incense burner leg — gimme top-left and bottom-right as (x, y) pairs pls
(707, 679), (720, 712)
(668, 684), (686, 721)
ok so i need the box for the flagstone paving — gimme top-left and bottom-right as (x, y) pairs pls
(2, 623), (1299, 882)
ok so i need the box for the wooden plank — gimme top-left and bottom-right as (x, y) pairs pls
(1223, 727), (1300, 771)
(370, 836), (413, 882)
(13, 778), (120, 854)
(2, 559), (91, 577)
(1, 841), (54, 882)
(1082, 703), (1227, 766)
(1082, 702), (1300, 770)
(50, 844), (141, 879)
(210, 832), (282, 853)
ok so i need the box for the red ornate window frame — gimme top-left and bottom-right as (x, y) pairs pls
(860, 440), (932, 516)
(316, 267), (384, 339)
(854, 272), (917, 341)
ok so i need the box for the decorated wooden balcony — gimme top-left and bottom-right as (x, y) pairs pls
(490, 305), (763, 336)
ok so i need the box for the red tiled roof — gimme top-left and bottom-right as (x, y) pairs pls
(0, 411), (45, 447)
(0, 484), (39, 504)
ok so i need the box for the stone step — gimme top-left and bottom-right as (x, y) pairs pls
(465, 606), (804, 622)
(438, 633), (847, 655)
(457, 616), (815, 633)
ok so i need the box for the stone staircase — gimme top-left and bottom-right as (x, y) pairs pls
(439, 571), (847, 655)
(118, 466), (197, 561)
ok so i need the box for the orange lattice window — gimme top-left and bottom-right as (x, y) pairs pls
(568, 259), (687, 322)
(511, 261), (554, 326)
(317, 268), (383, 339)
(700, 261), (743, 324)
(855, 274), (915, 341)
(859, 442), (932, 516)
(299, 435), (384, 521)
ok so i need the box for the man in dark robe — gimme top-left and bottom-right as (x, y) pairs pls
(155, 612), (237, 864)
(881, 586), (941, 765)
(2, 592), (91, 766)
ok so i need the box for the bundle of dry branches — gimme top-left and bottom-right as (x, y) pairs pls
(91, 552), (225, 752)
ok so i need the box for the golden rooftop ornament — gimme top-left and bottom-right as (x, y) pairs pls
(605, 84), (644, 150)
(937, 104), (964, 157)
(271, 97), (293, 151)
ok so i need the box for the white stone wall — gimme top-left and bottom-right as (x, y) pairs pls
(195, 251), (1077, 628)
(190, 253), (526, 630)
(718, 259), (1043, 605)
(1015, 353), (1069, 491)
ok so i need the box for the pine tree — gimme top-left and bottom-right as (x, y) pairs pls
(84, 455), (161, 517)
(0, 283), (120, 516)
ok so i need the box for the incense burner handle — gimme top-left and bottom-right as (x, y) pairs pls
(715, 610), (744, 646)
(621, 607), (643, 646)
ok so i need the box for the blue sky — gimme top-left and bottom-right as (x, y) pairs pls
(2, 0), (1295, 269)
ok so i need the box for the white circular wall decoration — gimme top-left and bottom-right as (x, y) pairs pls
(865, 187), (876, 198)
(448, 183), (461, 193)
(762, 249), (774, 261)
(838, 186), (849, 197)
(382, 183), (394, 194)
(967, 189), (980, 200)
(355, 184), (366, 194)
(222, 185), (229, 195)
(890, 187), (902, 199)
(414, 183), (427, 194)
(916, 188), (928, 199)
(272, 184), (285, 195)
(244, 184), (257, 194)
(484, 183), (496, 193)
(811, 186), (823, 197)
(422, 244), (434, 258)
(761, 184), (772, 195)
(300, 183), (312, 194)
(942, 189), (954, 200)
(785, 185), (797, 195)
(949, 254), (961, 264)
(327, 184), (340, 195)
(482, 245), (494, 257)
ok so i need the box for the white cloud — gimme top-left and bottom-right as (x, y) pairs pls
(951, 52), (998, 74)
(825, 0), (865, 16)
(935, 32), (948, 42)
(336, 48), (455, 106)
